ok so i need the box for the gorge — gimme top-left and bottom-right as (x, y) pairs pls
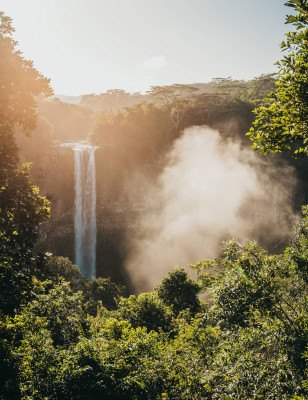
(15, 78), (308, 292)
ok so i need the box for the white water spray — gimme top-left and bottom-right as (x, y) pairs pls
(61, 143), (97, 279)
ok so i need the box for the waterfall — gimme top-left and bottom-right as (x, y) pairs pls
(61, 143), (97, 279)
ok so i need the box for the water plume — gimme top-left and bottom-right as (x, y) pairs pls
(125, 126), (297, 291)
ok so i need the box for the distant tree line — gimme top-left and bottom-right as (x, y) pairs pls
(89, 76), (276, 172)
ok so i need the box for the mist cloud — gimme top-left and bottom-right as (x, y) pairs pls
(125, 126), (298, 292)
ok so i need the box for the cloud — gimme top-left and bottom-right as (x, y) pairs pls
(137, 55), (167, 69)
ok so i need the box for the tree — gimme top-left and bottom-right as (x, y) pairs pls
(85, 277), (126, 315)
(155, 268), (201, 316)
(0, 12), (52, 132)
(117, 292), (174, 333)
(147, 84), (198, 130)
(248, 1), (308, 157)
(38, 256), (84, 290)
(0, 12), (52, 314)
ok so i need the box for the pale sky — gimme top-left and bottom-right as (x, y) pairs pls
(1, 0), (288, 96)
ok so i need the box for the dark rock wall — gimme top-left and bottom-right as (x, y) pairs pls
(35, 144), (145, 289)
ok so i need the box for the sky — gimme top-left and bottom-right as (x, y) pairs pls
(1, 0), (288, 96)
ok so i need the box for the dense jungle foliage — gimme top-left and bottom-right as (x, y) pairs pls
(2, 0), (308, 399)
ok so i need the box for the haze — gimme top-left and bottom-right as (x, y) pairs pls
(125, 126), (297, 291)
(1, 0), (287, 95)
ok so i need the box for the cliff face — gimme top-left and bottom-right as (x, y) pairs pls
(33, 144), (147, 289)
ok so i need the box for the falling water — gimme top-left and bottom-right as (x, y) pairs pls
(61, 143), (97, 279)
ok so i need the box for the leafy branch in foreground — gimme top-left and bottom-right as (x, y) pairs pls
(248, 0), (308, 157)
